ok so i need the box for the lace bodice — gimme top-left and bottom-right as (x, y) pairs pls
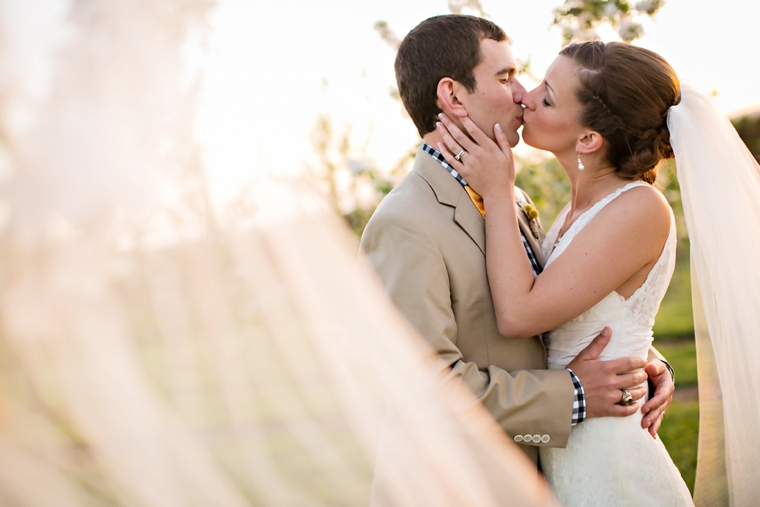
(542, 181), (677, 366)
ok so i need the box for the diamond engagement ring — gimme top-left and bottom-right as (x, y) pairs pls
(620, 389), (634, 406)
(455, 149), (466, 161)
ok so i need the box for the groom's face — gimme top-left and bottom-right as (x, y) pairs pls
(459, 39), (526, 147)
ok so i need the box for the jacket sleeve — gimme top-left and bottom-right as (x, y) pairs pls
(360, 210), (575, 448)
(647, 346), (674, 397)
(648, 346), (666, 364)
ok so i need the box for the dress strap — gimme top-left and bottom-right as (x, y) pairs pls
(542, 203), (570, 261)
(545, 181), (649, 268)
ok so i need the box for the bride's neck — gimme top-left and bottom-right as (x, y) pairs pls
(566, 162), (623, 217)
(556, 149), (623, 213)
(572, 167), (615, 194)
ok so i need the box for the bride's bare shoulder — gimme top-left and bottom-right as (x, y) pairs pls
(608, 182), (672, 232)
(625, 182), (671, 210)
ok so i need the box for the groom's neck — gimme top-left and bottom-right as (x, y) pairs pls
(422, 131), (444, 150)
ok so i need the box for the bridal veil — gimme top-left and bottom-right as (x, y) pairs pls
(668, 84), (760, 506)
(0, 1), (555, 506)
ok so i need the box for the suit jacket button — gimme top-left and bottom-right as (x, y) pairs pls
(531, 434), (541, 443)
(541, 434), (551, 443)
(514, 435), (524, 442)
(522, 434), (532, 442)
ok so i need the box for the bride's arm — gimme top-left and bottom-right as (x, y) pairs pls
(489, 186), (670, 338)
(437, 114), (671, 338)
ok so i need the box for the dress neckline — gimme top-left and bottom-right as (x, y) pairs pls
(545, 181), (649, 263)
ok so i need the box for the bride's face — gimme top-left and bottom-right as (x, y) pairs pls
(521, 56), (587, 155)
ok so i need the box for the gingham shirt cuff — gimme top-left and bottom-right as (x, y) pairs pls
(566, 368), (586, 426)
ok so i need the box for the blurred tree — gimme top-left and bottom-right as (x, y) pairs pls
(552, 0), (665, 43)
(514, 156), (570, 227)
(655, 159), (689, 247)
(306, 114), (413, 235)
(732, 112), (760, 164)
(374, 20), (401, 51)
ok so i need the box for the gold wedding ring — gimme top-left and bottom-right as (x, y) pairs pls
(620, 389), (634, 406)
(455, 149), (466, 161)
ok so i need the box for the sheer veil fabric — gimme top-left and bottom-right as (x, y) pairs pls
(668, 84), (760, 505)
(0, 1), (557, 506)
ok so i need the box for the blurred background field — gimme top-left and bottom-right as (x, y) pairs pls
(653, 247), (699, 492)
(657, 338), (699, 492)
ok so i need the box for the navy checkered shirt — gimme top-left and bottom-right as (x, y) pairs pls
(422, 143), (586, 426)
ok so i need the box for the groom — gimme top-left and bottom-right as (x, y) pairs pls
(360, 14), (675, 464)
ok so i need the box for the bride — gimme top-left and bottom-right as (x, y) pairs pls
(436, 41), (701, 505)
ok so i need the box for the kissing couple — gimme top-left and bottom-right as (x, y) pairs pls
(361, 14), (760, 506)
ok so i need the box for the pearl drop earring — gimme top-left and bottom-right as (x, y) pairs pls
(577, 153), (585, 171)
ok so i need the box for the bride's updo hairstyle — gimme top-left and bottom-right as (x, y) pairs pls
(560, 41), (680, 183)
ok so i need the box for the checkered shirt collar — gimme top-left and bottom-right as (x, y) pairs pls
(421, 143), (469, 187)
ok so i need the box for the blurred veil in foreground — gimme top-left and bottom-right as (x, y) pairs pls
(0, 1), (556, 505)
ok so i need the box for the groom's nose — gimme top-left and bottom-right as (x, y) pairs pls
(511, 78), (527, 103)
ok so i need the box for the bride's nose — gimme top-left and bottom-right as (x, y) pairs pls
(521, 86), (539, 110)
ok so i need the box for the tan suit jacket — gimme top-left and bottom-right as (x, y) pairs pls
(360, 148), (575, 464)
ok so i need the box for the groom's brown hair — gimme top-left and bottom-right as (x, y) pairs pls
(395, 15), (507, 137)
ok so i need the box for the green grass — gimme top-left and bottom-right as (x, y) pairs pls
(653, 250), (695, 339)
(655, 339), (698, 387)
(651, 245), (699, 495)
(655, 338), (699, 495)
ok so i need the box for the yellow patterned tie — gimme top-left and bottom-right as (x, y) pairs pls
(464, 185), (486, 217)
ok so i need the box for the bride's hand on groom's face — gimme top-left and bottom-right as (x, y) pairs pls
(435, 113), (515, 199)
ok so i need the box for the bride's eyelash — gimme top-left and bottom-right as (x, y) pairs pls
(542, 98), (551, 107)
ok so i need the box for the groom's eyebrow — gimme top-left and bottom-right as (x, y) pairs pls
(495, 66), (516, 77)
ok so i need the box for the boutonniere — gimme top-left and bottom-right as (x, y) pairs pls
(517, 200), (541, 241)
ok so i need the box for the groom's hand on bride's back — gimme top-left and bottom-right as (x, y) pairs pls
(566, 327), (649, 419)
(640, 359), (675, 438)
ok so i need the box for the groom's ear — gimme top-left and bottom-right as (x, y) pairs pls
(436, 77), (468, 118)
(576, 131), (604, 154)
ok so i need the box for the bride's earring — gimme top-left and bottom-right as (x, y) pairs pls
(577, 153), (585, 171)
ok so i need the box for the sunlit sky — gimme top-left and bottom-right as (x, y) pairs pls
(198, 0), (760, 211)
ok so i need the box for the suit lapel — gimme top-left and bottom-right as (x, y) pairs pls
(454, 193), (486, 255)
(414, 148), (546, 268)
(415, 149), (486, 255)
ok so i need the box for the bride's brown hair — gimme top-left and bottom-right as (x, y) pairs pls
(560, 41), (680, 184)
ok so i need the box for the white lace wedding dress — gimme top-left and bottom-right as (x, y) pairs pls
(539, 181), (694, 506)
